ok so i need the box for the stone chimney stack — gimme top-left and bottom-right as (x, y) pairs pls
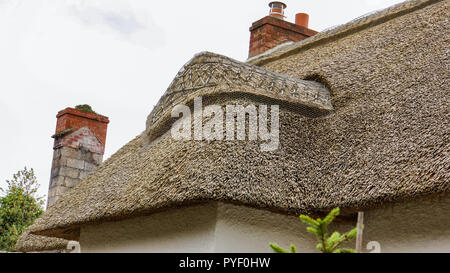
(248, 2), (318, 58)
(47, 106), (109, 208)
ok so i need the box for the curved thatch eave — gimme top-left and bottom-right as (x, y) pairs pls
(27, 0), (449, 241)
(15, 231), (69, 253)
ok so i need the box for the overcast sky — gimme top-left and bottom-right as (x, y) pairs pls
(0, 0), (406, 203)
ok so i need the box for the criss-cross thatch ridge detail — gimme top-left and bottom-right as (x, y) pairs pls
(161, 53), (331, 106)
(145, 52), (332, 142)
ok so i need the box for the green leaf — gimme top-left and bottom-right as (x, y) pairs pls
(306, 227), (318, 235)
(345, 227), (358, 239)
(290, 244), (297, 253)
(325, 231), (341, 250)
(323, 207), (340, 225)
(333, 248), (356, 253)
(316, 243), (323, 250)
(269, 243), (290, 253)
(299, 215), (320, 228)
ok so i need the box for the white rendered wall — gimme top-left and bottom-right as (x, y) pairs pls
(79, 196), (450, 253)
(362, 196), (450, 253)
(79, 204), (218, 253)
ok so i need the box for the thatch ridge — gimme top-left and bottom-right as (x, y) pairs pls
(145, 52), (332, 142)
(247, 0), (444, 65)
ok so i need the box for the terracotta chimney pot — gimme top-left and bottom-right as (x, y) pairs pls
(295, 13), (309, 28)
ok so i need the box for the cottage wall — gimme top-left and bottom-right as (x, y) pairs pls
(79, 196), (450, 253)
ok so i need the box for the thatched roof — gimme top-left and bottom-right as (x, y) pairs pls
(15, 231), (68, 252)
(26, 0), (448, 241)
(247, 0), (444, 65)
(145, 52), (333, 143)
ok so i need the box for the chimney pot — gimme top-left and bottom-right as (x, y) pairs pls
(295, 13), (309, 28)
(269, 1), (287, 20)
(248, 4), (318, 58)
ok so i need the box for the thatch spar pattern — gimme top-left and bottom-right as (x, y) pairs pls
(146, 52), (332, 141)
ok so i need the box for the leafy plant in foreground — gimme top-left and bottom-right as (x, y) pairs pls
(270, 207), (359, 253)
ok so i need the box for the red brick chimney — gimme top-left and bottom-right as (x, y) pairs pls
(47, 107), (109, 207)
(249, 2), (318, 58)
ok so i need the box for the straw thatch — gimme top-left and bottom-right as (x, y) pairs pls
(15, 231), (68, 252)
(24, 0), (449, 241)
(247, 0), (444, 65)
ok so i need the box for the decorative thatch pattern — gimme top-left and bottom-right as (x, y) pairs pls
(26, 0), (449, 241)
(146, 52), (332, 142)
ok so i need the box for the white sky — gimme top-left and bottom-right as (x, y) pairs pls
(0, 0), (406, 203)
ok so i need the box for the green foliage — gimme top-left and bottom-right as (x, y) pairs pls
(270, 207), (360, 253)
(0, 167), (44, 251)
(269, 243), (297, 253)
(75, 104), (96, 114)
